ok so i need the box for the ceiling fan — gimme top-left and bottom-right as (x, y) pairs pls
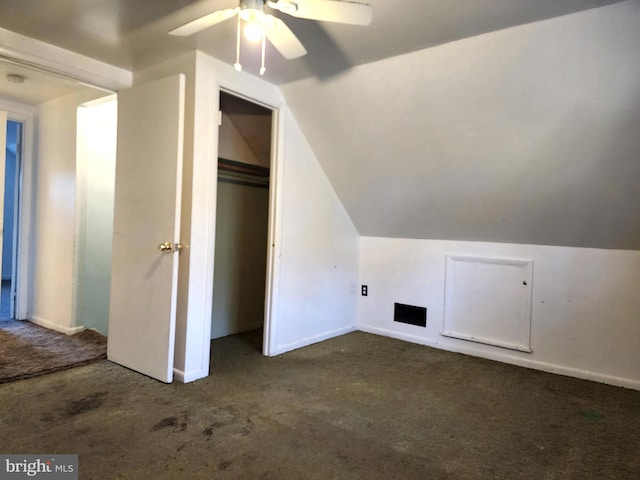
(169, 0), (373, 75)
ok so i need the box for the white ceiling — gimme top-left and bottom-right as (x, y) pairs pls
(0, 62), (84, 105)
(0, 0), (629, 85)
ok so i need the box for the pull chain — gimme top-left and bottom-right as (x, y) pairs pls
(234, 15), (242, 71)
(260, 29), (266, 75)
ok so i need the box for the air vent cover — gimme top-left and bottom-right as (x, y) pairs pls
(394, 303), (427, 327)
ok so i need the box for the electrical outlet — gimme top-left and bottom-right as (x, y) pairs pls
(361, 285), (368, 296)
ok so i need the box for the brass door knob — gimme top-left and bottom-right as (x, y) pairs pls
(158, 242), (183, 254)
(158, 242), (174, 253)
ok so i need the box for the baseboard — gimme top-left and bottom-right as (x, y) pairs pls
(27, 315), (85, 335)
(173, 367), (208, 384)
(270, 325), (356, 356)
(211, 321), (265, 340)
(358, 324), (640, 391)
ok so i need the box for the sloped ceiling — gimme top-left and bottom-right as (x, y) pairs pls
(220, 92), (272, 166)
(281, 1), (640, 250)
(0, 0), (630, 84)
(0, 0), (638, 250)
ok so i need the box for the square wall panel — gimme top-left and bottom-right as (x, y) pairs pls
(443, 255), (533, 352)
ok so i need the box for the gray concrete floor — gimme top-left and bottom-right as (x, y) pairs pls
(1, 330), (638, 479)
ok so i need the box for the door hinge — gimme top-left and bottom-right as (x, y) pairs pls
(218, 110), (223, 126)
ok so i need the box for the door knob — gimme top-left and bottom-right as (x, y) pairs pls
(158, 242), (173, 253)
(158, 242), (182, 254)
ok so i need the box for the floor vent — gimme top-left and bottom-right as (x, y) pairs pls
(394, 303), (427, 327)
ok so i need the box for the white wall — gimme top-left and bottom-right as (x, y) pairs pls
(218, 112), (261, 166)
(211, 181), (269, 339)
(29, 88), (107, 334)
(359, 237), (640, 390)
(272, 108), (360, 354)
(75, 97), (117, 334)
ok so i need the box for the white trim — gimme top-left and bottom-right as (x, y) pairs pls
(27, 315), (85, 335)
(358, 324), (640, 391)
(173, 367), (209, 383)
(0, 102), (33, 321)
(16, 115), (32, 321)
(210, 55), (285, 362)
(178, 54), (217, 383)
(262, 104), (285, 357)
(0, 27), (131, 92)
(446, 255), (533, 267)
(440, 331), (533, 353)
(191, 70), (216, 378)
(270, 326), (357, 356)
(8, 119), (21, 319)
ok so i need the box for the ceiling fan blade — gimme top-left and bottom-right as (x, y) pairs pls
(169, 7), (240, 36)
(268, 0), (373, 26)
(264, 15), (307, 59)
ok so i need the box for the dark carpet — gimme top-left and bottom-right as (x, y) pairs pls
(0, 320), (107, 383)
(0, 331), (638, 479)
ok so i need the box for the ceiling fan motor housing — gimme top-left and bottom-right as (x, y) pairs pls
(240, 0), (266, 23)
(240, 0), (265, 12)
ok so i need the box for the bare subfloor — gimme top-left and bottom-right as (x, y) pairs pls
(1, 331), (638, 479)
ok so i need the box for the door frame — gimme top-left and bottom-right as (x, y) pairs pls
(194, 58), (286, 364)
(6, 118), (24, 320)
(0, 99), (35, 321)
(160, 54), (287, 382)
(216, 87), (282, 356)
(0, 40), (128, 323)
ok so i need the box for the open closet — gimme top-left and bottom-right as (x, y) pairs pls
(211, 91), (273, 348)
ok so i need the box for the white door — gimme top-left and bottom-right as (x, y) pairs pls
(107, 75), (185, 383)
(0, 111), (6, 314)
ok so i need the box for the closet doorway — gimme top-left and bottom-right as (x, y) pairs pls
(211, 91), (273, 351)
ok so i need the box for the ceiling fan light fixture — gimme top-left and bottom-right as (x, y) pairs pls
(239, 8), (265, 23)
(169, 0), (373, 74)
(244, 21), (264, 42)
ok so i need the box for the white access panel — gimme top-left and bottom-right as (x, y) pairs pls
(442, 255), (533, 352)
